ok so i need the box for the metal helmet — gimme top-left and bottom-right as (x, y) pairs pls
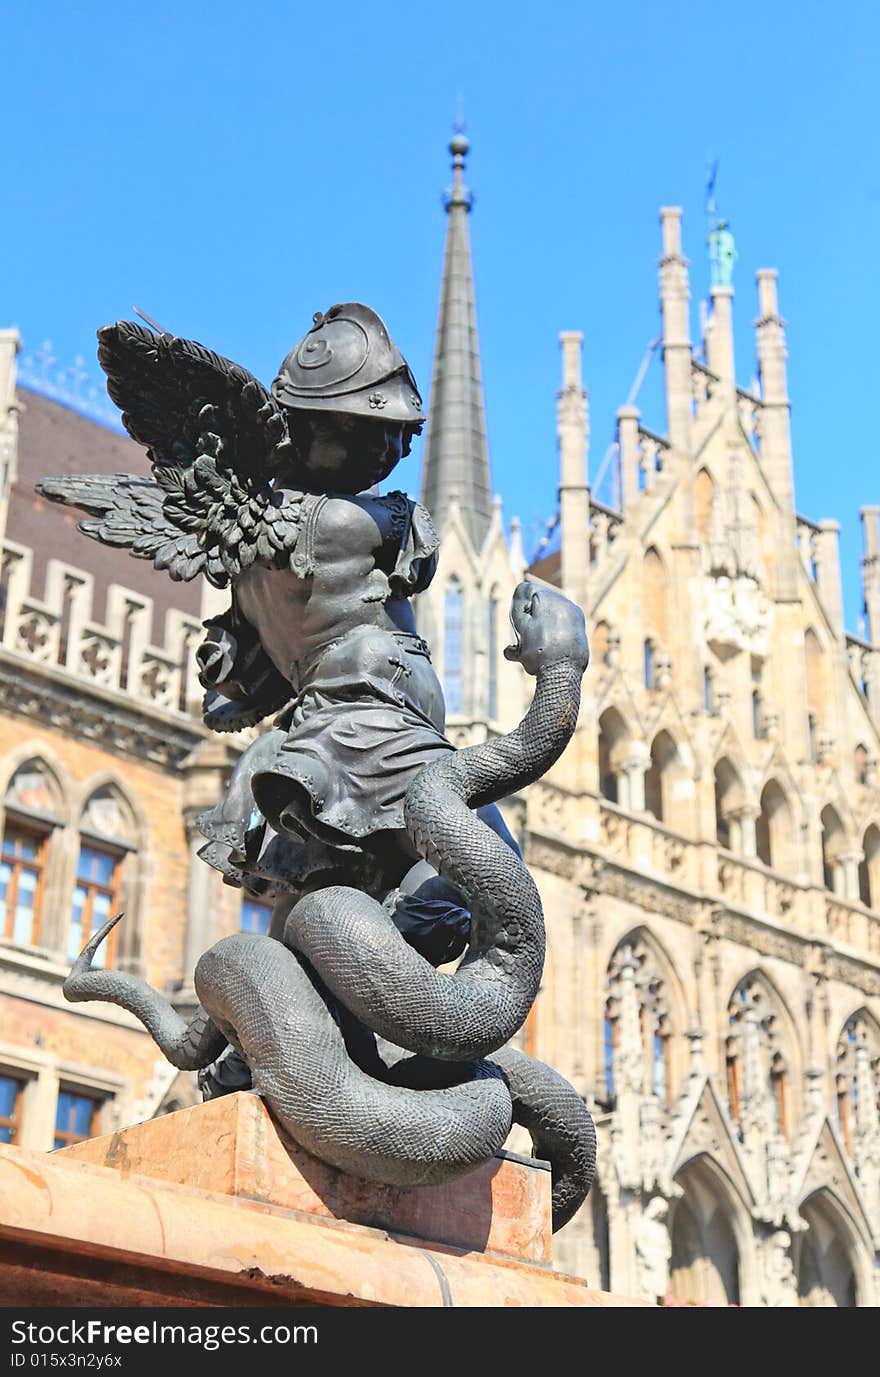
(271, 303), (426, 425)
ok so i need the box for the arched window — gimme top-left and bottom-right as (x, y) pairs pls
(605, 931), (682, 1108)
(750, 660), (765, 739)
(797, 1193), (860, 1307)
(669, 1160), (741, 1305)
(597, 707), (630, 805)
(756, 780), (794, 872)
(71, 786), (139, 969)
(486, 589), (499, 722)
(643, 638), (655, 690)
(714, 758), (743, 852)
(645, 731), (679, 824)
(603, 1011), (616, 1102)
(1, 760), (64, 949)
(443, 579), (464, 715)
(820, 805), (846, 894)
(726, 973), (796, 1138)
(854, 744), (869, 787)
(835, 1010), (880, 1154)
(858, 825), (880, 907)
(703, 665), (715, 715)
(591, 620), (610, 668)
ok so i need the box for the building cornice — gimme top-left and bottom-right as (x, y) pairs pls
(0, 650), (207, 769)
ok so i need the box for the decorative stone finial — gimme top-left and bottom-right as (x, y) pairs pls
(444, 127), (473, 212)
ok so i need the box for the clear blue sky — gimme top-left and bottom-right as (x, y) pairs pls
(3, 1), (878, 626)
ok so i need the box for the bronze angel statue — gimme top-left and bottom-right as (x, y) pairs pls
(40, 305), (596, 1232)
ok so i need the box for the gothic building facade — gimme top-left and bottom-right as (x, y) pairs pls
(0, 134), (878, 1306)
(418, 139), (880, 1307)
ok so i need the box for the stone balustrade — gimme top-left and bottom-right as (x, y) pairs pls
(598, 801), (700, 891)
(825, 894), (880, 957)
(736, 387), (762, 452)
(796, 514), (820, 581)
(588, 498), (623, 568)
(0, 539), (203, 718)
(691, 360), (719, 413)
(520, 795), (880, 963)
(529, 779), (584, 840)
(635, 425), (670, 494)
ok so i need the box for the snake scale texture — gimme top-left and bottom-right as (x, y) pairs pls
(64, 582), (597, 1232)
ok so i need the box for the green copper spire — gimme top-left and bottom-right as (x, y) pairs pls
(420, 131), (493, 548)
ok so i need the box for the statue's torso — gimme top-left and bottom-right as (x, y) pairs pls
(235, 490), (417, 683)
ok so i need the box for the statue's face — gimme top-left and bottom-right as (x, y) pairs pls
(292, 412), (405, 491)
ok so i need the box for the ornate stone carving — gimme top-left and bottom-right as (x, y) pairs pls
(596, 863), (702, 925)
(634, 1197), (671, 1302)
(527, 835), (581, 881)
(759, 1229), (798, 1307)
(704, 573), (772, 659)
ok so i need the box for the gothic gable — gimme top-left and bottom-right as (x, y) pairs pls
(595, 666), (647, 738)
(667, 1075), (756, 1210)
(793, 1116), (875, 1247)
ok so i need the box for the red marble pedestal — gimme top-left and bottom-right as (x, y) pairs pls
(0, 1094), (650, 1307)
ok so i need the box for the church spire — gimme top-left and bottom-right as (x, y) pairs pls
(420, 131), (493, 547)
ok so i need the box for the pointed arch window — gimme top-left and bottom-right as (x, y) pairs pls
(643, 638), (655, 690)
(703, 666), (714, 715)
(858, 825), (880, 908)
(756, 780), (793, 873)
(69, 786), (138, 968)
(726, 975), (792, 1138)
(820, 805), (845, 894)
(70, 846), (120, 965)
(0, 828), (46, 947)
(714, 758), (743, 852)
(835, 1011), (880, 1154)
(603, 1012), (617, 1102)
(645, 731), (679, 825)
(444, 579), (464, 715)
(604, 934), (678, 1108)
(751, 661), (765, 739)
(598, 708), (629, 805)
(0, 760), (64, 949)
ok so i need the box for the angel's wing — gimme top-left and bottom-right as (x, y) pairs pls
(97, 320), (290, 480)
(36, 322), (303, 588)
(35, 472), (210, 582)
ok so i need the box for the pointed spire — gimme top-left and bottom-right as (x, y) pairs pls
(420, 131), (493, 548)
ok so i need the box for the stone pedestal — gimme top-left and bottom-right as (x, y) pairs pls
(0, 1094), (650, 1307)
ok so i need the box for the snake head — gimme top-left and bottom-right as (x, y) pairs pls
(504, 581), (590, 678)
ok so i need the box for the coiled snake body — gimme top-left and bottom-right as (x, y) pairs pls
(65, 582), (597, 1231)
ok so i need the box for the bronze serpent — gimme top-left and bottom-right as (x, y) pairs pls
(64, 582), (596, 1230)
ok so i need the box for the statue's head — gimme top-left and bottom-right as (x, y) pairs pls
(273, 303), (425, 491)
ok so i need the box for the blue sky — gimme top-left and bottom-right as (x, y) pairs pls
(3, 1), (878, 625)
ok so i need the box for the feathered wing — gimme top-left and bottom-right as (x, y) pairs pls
(36, 321), (304, 588)
(35, 472), (211, 583)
